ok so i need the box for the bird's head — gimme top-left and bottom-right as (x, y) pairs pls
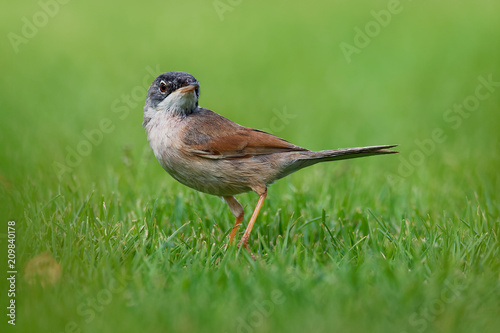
(144, 71), (200, 126)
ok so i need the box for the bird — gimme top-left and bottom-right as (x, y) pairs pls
(143, 71), (398, 251)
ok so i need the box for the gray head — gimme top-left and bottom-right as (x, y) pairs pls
(143, 71), (200, 127)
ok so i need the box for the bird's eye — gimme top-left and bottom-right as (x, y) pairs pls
(159, 81), (168, 93)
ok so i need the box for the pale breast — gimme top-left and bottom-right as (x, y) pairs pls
(145, 112), (250, 196)
(146, 112), (184, 172)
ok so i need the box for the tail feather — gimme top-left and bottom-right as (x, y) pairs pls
(275, 144), (398, 180)
(306, 144), (399, 161)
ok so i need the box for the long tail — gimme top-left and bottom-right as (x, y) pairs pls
(275, 144), (398, 180)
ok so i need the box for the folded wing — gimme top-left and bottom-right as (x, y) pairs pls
(183, 108), (308, 159)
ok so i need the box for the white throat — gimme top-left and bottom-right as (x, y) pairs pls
(157, 90), (198, 115)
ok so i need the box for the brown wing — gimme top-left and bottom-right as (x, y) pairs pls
(182, 108), (308, 159)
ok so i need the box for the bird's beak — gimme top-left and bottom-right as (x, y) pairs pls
(177, 82), (199, 94)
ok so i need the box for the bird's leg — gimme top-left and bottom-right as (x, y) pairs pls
(223, 196), (244, 244)
(239, 188), (267, 249)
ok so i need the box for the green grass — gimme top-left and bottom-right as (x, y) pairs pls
(1, 1), (500, 332)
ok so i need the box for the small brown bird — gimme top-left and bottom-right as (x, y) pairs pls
(143, 71), (397, 250)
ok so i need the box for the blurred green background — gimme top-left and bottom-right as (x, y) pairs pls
(1, 0), (497, 189)
(1, 0), (499, 332)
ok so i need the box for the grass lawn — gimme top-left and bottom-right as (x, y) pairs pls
(1, 1), (499, 332)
